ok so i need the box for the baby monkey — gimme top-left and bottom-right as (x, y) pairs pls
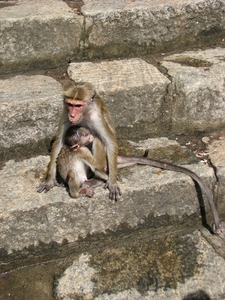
(58, 125), (222, 234)
(57, 126), (108, 198)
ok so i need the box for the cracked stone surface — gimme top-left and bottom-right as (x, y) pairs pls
(55, 231), (225, 300)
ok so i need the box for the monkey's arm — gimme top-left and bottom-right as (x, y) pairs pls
(81, 147), (109, 182)
(91, 99), (122, 200)
(103, 143), (121, 200)
(37, 113), (70, 193)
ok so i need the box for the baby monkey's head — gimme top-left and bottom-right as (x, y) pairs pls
(64, 126), (94, 149)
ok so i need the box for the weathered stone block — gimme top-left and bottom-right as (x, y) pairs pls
(120, 137), (198, 164)
(1, 0), (225, 73)
(0, 75), (62, 148)
(162, 48), (225, 134)
(55, 232), (225, 300)
(207, 135), (225, 206)
(68, 58), (170, 138)
(0, 0), (83, 73)
(81, 0), (225, 58)
(0, 154), (215, 254)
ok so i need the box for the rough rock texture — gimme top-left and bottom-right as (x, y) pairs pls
(68, 47), (225, 137)
(162, 47), (225, 134)
(119, 137), (198, 164)
(68, 58), (171, 137)
(1, 49), (225, 154)
(0, 75), (62, 148)
(0, 0), (82, 73)
(0, 1), (225, 298)
(0, 149), (215, 254)
(55, 231), (225, 300)
(81, 0), (225, 58)
(1, 0), (225, 73)
(207, 134), (225, 206)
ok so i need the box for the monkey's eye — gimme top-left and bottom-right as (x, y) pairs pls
(67, 103), (83, 108)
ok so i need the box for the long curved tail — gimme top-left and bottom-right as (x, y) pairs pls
(118, 155), (221, 234)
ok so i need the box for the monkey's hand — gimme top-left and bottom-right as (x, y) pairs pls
(37, 178), (60, 193)
(104, 181), (122, 201)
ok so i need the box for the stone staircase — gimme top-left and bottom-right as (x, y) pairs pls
(0, 1), (225, 299)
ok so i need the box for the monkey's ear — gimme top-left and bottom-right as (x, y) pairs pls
(91, 91), (96, 101)
(70, 144), (80, 151)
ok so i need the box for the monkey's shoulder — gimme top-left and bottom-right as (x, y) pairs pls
(58, 146), (72, 156)
(57, 147), (76, 165)
(76, 146), (94, 158)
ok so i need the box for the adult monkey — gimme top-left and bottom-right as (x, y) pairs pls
(37, 80), (121, 200)
(58, 125), (222, 234)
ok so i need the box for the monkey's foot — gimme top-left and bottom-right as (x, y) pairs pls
(79, 186), (94, 198)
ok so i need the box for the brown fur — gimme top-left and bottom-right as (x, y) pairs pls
(37, 80), (121, 200)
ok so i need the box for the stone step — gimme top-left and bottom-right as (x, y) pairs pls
(161, 47), (225, 134)
(0, 139), (224, 296)
(0, 152), (216, 266)
(1, 1), (225, 298)
(0, 0), (224, 74)
(54, 231), (225, 299)
(0, 0), (82, 74)
(1, 48), (225, 160)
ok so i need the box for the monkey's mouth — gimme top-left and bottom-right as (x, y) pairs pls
(69, 116), (82, 124)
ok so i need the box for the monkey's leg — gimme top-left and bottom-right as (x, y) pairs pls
(68, 170), (94, 198)
(83, 178), (105, 189)
(67, 170), (80, 198)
